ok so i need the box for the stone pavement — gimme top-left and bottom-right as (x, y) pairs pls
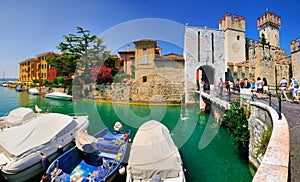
(270, 98), (300, 182)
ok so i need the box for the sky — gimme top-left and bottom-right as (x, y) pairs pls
(0, 0), (299, 78)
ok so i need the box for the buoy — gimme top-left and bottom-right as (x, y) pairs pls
(119, 165), (126, 175)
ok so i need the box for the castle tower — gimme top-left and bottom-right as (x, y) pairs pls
(219, 13), (246, 66)
(290, 38), (300, 80)
(257, 11), (281, 47)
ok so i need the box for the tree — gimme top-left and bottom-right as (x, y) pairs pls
(47, 26), (110, 94)
(260, 33), (270, 49)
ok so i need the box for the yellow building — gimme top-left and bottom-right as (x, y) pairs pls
(19, 58), (38, 85)
(19, 52), (59, 85)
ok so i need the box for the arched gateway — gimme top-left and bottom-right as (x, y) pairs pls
(184, 25), (226, 103)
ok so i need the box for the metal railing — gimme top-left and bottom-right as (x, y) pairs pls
(204, 87), (282, 120)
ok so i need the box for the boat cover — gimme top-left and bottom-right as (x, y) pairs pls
(128, 120), (182, 179)
(4, 107), (35, 126)
(0, 113), (76, 157)
(75, 130), (123, 154)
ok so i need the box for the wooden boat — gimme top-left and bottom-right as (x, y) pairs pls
(45, 92), (72, 101)
(44, 123), (130, 182)
(126, 120), (186, 182)
(0, 113), (89, 182)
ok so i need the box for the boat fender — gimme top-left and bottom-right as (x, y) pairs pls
(57, 144), (63, 154)
(41, 152), (49, 169)
(119, 165), (126, 175)
(151, 174), (161, 182)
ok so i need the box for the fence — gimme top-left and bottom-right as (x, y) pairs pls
(204, 85), (283, 120)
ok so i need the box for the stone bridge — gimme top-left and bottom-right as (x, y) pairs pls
(197, 90), (290, 181)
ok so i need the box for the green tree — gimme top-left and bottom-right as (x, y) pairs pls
(260, 33), (270, 49)
(52, 78), (59, 86)
(47, 26), (110, 94)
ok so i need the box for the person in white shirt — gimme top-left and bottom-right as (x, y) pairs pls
(278, 76), (288, 101)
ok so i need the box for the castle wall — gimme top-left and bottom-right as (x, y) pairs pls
(290, 39), (300, 81)
(184, 26), (225, 103)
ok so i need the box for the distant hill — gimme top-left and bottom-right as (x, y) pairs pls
(0, 78), (18, 82)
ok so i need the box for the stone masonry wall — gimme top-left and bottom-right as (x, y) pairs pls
(184, 26), (225, 104)
(93, 81), (184, 103)
(248, 104), (273, 168)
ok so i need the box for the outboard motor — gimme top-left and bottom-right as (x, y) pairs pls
(114, 121), (123, 133)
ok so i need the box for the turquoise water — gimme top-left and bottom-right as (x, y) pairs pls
(0, 86), (252, 182)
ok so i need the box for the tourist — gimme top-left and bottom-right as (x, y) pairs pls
(290, 77), (299, 103)
(235, 79), (240, 94)
(256, 77), (263, 98)
(251, 78), (256, 91)
(244, 78), (251, 89)
(263, 77), (268, 98)
(196, 69), (200, 91)
(225, 78), (230, 93)
(240, 78), (245, 88)
(278, 76), (288, 101)
(218, 78), (224, 97)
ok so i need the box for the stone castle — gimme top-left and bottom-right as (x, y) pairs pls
(184, 10), (297, 103)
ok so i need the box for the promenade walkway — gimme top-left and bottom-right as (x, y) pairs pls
(203, 89), (300, 181)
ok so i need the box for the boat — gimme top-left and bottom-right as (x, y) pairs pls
(126, 120), (186, 182)
(0, 112), (89, 182)
(0, 107), (36, 129)
(44, 122), (130, 182)
(15, 86), (23, 92)
(28, 88), (39, 95)
(45, 92), (73, 101)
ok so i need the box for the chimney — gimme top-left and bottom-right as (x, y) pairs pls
(127, 45), (130, 51)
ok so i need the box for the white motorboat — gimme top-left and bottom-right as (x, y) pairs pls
(45, 92), (72, 101)
(0, 112), (89, 182)
(0, 107), (36, 129)
(28, 88), (39, 95)
(126, 120), (186, 182)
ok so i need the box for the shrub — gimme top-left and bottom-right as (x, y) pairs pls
(255, 126), (272, 158)
(222, 99), (250, 154)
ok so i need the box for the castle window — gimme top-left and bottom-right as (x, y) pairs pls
(142, 55), (148, 64)
(237, 36), (240, 40)
(142, 76), (147, 83)
(143, 48), (147, 51)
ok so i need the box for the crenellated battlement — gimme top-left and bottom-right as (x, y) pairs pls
(290, 38), (300, 53)
(257, 11), (281, 29)
(219, 13), (245, 32)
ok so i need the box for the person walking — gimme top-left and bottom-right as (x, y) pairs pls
(256, 77), (263, 98)
(263, 77), (268, 98)
(290, 77), (299, 103)
(235, 78), (240, 94)
(218, 78), (224, 97)
(278, 76), (288, 101)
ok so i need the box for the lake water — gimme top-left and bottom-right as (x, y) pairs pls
(0, 86), (252, 182)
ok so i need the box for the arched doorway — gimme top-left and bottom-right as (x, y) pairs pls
(199, 65), (215, 90)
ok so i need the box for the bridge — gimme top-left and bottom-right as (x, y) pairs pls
(196, 87), (300, 182)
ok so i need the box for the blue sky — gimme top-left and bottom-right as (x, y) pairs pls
(0, 0), (299, 78)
